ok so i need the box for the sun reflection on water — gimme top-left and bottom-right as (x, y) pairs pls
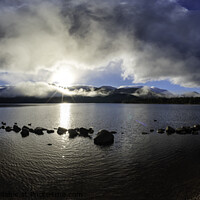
(59, 103), (71, 128)
(59, 104), (71, 153)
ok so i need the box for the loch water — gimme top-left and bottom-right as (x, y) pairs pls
(1, 103), (200, 200)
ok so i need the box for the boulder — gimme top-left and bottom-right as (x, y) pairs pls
(5, 126), (12, 132)
(47, 143), (52, 146)
(1, 126), (5, 129)
(79, 127), (89, 137)
(21, 128), (29, 137)
(150, 129), (154, 132)
(1, 122), (6, 125)
(13, 125), (21, 133)
(175, 128), (186, 134)
(22, 126), (30, 131)
(68, 129), (78, 138)
(47, 130), (54, 134)
(29, 128), (35, 133)
(166, 126), (175, 134)
(157, 129), (165, 134)
(94, 130), (114, 145)
(34, 127), (45, 135)
(193, 124), (200, 130)
(57, 127), (67, 135)
(182, 126), (192, 134)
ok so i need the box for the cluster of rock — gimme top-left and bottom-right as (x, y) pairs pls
(0, 122), (115, 146)
(142, 124), (200, 135)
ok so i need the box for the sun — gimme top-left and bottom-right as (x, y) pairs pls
(52, 68), (75, 87)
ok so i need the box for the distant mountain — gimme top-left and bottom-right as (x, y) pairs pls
(180, 91), (200, 98)
(0, 83), (200, 104)
(133, 86), (175, 98)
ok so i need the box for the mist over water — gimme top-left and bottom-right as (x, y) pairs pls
(1, 103), (200, 199)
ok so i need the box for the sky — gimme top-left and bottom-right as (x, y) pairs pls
(0, 0), (200, 93)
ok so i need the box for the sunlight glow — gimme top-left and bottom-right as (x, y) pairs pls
(53, 68), (75, 86)
(52, 62), (76, 86)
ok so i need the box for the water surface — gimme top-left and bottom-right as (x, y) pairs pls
(1, 103), (200, 199)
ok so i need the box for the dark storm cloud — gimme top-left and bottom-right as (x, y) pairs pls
(0, 0), (200, 87)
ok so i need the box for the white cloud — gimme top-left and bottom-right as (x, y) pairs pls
(0, 0), (199, 88)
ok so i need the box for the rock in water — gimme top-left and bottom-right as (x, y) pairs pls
(68, 129), (78, 138)
(22, 126), (30, 131)
(88, 128), (94, 134)
(29, 128), (35, 133)
(142, 132), (149, 135)
(193, 124), (200, 130)
(57, 127), (67, 135)
(13, 125), (21, 133)
(110, 131), (117, 134)
(5, 126), (12, 132)
(94, 130), (114, 145)
(166, 126), (175, 134)
(176, 128), (186, 134)
(47, 130), (54, 134)
(79, 127), (89, 137)
(34, 127), (45, 135)
(21, 128), (29, 137)
(157, 129), (165, 134)
(182, 126), (192, 134)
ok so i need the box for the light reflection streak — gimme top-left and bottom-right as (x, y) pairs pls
(59, 104), (71, 148)
(59, 103), (71, 128)
(135, 119), (147, 127)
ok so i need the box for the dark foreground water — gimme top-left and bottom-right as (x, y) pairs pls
(1, 104), (200, 200)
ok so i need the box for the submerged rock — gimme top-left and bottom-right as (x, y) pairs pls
(68, 129), (78, 138)
(142, 132), (149, 135)
(13, 125), (21, 133)
(166, 126), (175, 134)
(21, 127), (29, 137)
(157, 129), (165, 134)
(5, 126), (12, 132)
(110, 131), (117, 134)
(57, 127), (67, 135)
(34, 127), (45, 135)
(94, 130), (114, 145)
(47, 130), (54, 134)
